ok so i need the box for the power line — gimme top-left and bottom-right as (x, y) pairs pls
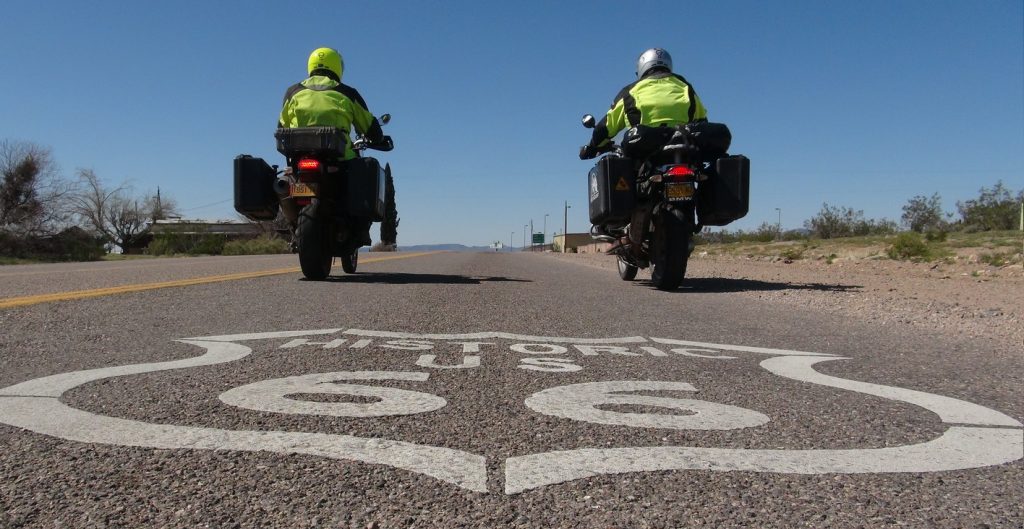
(179, 198), (232, 212)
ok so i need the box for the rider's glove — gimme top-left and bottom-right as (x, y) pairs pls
(579, 145), (598, 160)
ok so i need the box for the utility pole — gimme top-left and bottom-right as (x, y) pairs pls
(543, 214), (549, 249)
(523, 224), (527, 250)
(155, 186), (163, 221)
(563, 201), (571, 253)
(530, 219), (534, 251)
(510, 231), (514, 252)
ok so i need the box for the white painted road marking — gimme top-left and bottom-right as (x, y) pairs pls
(219, 371), (448, 417)
(0, 328), (1020, 495)
(524, 380), (770, 430)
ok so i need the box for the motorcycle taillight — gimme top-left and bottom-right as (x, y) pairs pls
(664, 165), (695, 181)
(296, 158), (321, 182)
(297, 159), (320, 171)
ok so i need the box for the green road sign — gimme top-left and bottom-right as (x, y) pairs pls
(532, 233), (544, 244)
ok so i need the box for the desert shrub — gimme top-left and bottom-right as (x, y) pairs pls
(978, 251), (1020, 267)
(805, 203), (898, 239)
(147, 233), (228, 256)
(924, 229), (949, 242)
(222, 237), (290, 255)
(956, 181), (1022, 231)
(887, 232), (931, 261)
(902, 193), (951, 233)
(0, 227), (105, 261)
(780, 245), (805, 260)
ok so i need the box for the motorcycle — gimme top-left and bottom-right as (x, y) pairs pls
(233, 115), (394, 280)
(580, 115), (749, 290)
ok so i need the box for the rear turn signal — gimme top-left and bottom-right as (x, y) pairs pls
(297, 159), (321, 171)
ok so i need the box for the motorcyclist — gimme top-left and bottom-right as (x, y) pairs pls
(278, 47), (386, 246)
(580, 48), (707, 160)
(279, 47), (385, 160)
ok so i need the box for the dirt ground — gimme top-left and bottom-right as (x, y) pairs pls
(542, 248), (1024, 351)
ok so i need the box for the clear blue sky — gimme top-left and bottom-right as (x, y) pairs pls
(2, 0), (1021, 246)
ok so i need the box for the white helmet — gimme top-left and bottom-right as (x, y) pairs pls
(636, 48), (673, 78)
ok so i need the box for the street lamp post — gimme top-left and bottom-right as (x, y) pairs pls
(523, 224), (527, 250)
(775, 207), (781, 240)
(563, 201), (571, 253)
(530, 219), (533, 251)
(510, 231), (514, 252)
(543, 214), (549, 249)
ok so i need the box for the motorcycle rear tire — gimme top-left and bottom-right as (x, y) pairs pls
(650, 213), (690, 291)
(341, 249), (358, 273)
(617, 257), (638, 281)
(297, 202), (333, 281)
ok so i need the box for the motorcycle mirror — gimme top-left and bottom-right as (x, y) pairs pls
(379, 114), (391, 125)
(582, 114), (596, 129)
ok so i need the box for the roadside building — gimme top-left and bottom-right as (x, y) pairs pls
(552, 232), (609, 253)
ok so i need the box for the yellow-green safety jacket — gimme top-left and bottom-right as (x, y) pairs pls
(589, 70), (708, 149)
(278, 74), (383, 160)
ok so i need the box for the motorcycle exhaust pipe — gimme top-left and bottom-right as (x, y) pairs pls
(274, 178), (299, 227)
(590, 225), (617, 242)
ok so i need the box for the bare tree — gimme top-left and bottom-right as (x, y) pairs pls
(0, 140), (71, 235)
(70, 169), (164, 253)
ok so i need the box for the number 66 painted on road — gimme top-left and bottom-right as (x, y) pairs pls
(0, 329), (1020, 494)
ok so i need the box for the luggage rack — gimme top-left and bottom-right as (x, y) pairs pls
(274, 127), (347, 156)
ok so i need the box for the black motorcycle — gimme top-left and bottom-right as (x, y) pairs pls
(234, 115), (394, 280)
(580, 115), (749, 290)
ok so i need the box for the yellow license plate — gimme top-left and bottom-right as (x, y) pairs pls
(290, 182), (315, 197)
(665, 182), (695, 200)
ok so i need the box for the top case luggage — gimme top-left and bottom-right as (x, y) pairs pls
(275, 127), (347, 156)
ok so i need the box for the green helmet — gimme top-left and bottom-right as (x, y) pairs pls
(307, 47), (344, 79)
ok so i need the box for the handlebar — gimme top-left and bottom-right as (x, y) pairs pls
(353, 135), (394, 152)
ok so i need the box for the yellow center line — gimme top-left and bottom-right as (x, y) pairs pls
(0, 252), (439, 309)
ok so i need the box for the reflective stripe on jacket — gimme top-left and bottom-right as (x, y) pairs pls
(278, 75), (381, 160)
(590, 71), (708, 148)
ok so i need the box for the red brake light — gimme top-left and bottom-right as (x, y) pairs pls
(665, 166), (694, 180)
(297, 159), (320, 171)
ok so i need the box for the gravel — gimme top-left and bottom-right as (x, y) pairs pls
(543, 251), (1024, 351)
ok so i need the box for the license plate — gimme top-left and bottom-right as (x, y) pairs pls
(290, 182), (315, 197)
(665, 182), (695, 201)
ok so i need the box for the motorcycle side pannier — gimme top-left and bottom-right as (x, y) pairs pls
(588, 155), (635, 226)
(698, 155), (750, 226)
(344, 157), (386, 222)
(233, 155), (279, 221)
(274, 127), (347, 155)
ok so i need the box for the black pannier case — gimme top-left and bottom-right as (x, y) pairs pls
(698, 155), (750, 226)
(275, 127), (347, 155)
(588, 155), (635, 226)
(343, 157), (386, 222)
(233, 155), (279, 221)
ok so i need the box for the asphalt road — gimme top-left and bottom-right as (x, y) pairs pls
(1, 252), (1021, 528)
